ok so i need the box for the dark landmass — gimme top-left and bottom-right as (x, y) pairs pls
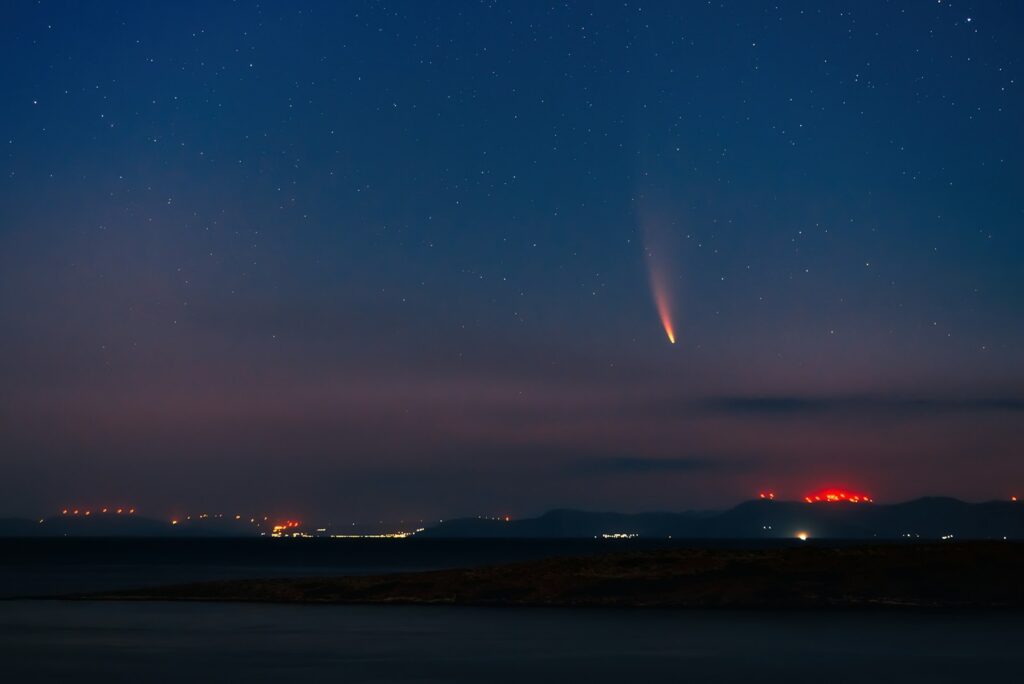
(0, 537), (825, 600)
(5, 497), (1024, 539)
(89, 542), (1024, 609)
(423, 497), (1024, 540)
(0, 515), (263, 538)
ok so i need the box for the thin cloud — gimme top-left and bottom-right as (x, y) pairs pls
(697, 395), (1024, 416)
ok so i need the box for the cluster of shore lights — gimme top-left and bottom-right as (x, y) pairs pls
(62, 507), (135, 516)
(803, 489), (872, 504)
(329, 529), (426, 539)
(270, 520), (302, 537)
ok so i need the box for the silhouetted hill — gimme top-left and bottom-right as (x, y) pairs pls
(0, 514), (258, 537)
(420, 498), (1024, 540)
(6, 498), (1023, 539)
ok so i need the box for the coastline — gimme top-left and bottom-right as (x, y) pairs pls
(81, 542), (1024, 610)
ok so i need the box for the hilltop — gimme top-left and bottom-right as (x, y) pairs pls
(4, 497), (1023, 539)
(420, 497), (1024, 540)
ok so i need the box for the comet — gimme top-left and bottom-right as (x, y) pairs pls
(648, 264), (676, 344)
(637, 191), (680, 344)
(641, 217), (678, 344)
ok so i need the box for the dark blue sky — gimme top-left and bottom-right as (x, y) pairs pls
(1, 1), (1022, 521)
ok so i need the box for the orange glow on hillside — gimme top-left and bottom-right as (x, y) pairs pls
(758, 491), (776, 500)
(803, 488), (873, 503)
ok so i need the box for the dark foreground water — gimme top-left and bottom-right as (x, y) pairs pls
(1, 600), (1021, 682)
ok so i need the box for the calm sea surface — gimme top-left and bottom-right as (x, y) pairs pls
(2, 539), (1021, 682)
(1, 601), (1021, 682)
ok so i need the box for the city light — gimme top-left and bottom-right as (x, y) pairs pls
(329, 529), (425, 539)
(271, 520), (302, 537)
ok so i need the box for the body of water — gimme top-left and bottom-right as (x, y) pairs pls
(2, 538), (1020, 681)
(1, 600), (1021, 682)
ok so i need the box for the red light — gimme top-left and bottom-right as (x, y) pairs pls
(804, 488), (872, 504)
(758, 491), (776, 500)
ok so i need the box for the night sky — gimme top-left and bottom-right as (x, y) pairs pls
(2, 1), (1022, 522)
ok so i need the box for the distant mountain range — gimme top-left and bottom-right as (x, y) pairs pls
(0, 514), (252, 538)
(2, 498), (1023, 539)
(419, 498), (1024, 540)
